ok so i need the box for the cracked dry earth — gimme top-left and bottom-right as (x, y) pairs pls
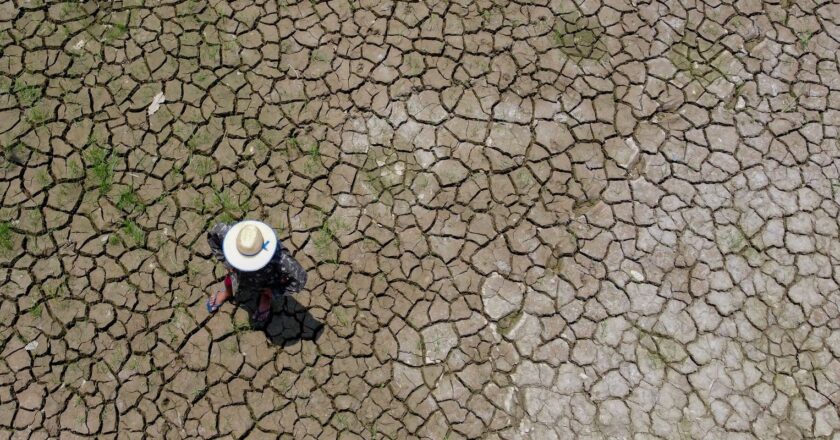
(4, 0), (840, 439)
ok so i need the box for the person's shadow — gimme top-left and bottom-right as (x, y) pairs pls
(234, 287), (323, 347)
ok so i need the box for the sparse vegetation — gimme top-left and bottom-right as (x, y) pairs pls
(115, 186), (143, 213)
(303, 141), (322, 173)
(103, 21), (129, 43)
(333, 308), (349, 326)
(312, 214), (347, 259)
(65, 158), (81, 176)
(26, 106), (49, 125)
(0, 3), (830, 435)
(35, 169), (51, 187)
(121, 219), (145, 245)
(0, 222), (14, 251)
(310, 50), (328, 63)
(13, 80), (41, 107)
(798, 31), (813, 49)
(85, 143), (119, 193)
(211, 189), (250, 224)
(190, 155), (214, 178)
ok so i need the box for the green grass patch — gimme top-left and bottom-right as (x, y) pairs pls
(85, 144), (119, 193)
(35, 169), (51, 187)
(190, 155), (214, 178)
(103, 21), (129, 43)
(13, 80), (41, 108)
(121, 219), (145, 245)
(303, 142), (322, 173)
(211, 189), (249, 224)
(25, 106), (49, 125)
(0, 222), (14, 251)
(115, 186), (143, 212)
(312, 214), (348, 261)
(798, 31), (813, 49)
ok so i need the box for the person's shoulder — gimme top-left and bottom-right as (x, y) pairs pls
(207, 222), (234, 239)
(210, 222), (233, 231)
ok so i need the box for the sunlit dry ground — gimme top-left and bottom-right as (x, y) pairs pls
(2, 0), (840, 438)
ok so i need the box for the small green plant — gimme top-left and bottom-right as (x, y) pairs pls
(103, 21), (129, 43)
(115, 186), (143, 212)
(165, 325), (178, 344)
(85, 144), (119, 193)
(0, 222), (14, 251)
(311, 50), (328, 63)
(186, 264), (200, 282)
(94, 361), (109, 376)
(121, 219), (145, 245)
(798, 32), (813, 49)
(335, 413), (348, 430)
(26, 106), (48, 125)
(222, 339), (238, 354)
(222, 39), (239, 52)
(190, 155), (214, 177)
(67, 160), (82, 178)
(192, 196), (206, 214)
(186, 130), (212, 151)
(211, 189), (249, 223)
(514, 169), (532, 188)
(303, 142), (322, 173)
(30, 303), (42, 319)
(13, 81), (41, 107)
(205, 43), (220, 61)
(307, 142), (320, 161)
(274, 376), (290, 392)
(60, 1), (83, 18)
(312, 215), (346, 256)
(35, 169), (51, 187)
(334, 308), (348, 326)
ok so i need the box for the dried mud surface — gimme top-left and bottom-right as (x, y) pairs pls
(2, 0), (840, 438)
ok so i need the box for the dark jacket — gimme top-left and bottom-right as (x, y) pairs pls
(207, 223), (307, 297)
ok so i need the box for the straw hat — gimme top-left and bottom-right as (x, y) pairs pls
(222, 220), (277, 271)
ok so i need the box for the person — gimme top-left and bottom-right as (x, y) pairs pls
(205, 220), (307, 327)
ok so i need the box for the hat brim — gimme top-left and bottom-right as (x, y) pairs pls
(222, 221), (277, 272)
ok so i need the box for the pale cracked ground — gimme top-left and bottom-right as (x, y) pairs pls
(3, 0), (840, 439)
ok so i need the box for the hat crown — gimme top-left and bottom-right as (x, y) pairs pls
(236, 225), (264, 256)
